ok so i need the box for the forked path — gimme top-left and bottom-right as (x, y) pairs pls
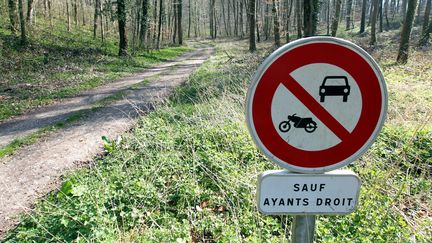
(0, 47), (214, 236)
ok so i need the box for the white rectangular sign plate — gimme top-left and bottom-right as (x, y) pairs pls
(257, 170), (361, 215)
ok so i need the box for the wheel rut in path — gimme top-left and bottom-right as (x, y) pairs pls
(0, 47), (214, 236)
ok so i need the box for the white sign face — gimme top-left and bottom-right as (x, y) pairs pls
(257, 170), (361, 215)
(272, 63), (362, 151)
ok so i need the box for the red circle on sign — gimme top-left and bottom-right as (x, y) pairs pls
(247, 37), (387, 173)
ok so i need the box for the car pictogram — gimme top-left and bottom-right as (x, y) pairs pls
(319, 76), (350, 102)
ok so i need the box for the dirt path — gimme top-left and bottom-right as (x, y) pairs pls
(0, 48), (212, 148)
(0, 47), (214, 236)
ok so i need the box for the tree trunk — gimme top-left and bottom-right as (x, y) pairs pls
(256, 1), (261, 42)
(48, 0), (53, 27)
(370, 0), (379, 45)
(385, 0), (390, 29)
(44, 0), (47, 17)
(73, 0), (77, 26)
(194, 0), (198, 37)
(188, 0), (192, 38)
(227, 0), (232, 35)
(93, 0), (99, 38)
(100, 0), (104, 41)
(416, 0), (423, 23)
(118, 0), (128, 56)
(18, 0), (27, 44)
(402, 0), (408, 18)
(139, 0), (149, 47)
(249, 0), (256, 51)
(178, 0), (183, 44)
(67, 0), (71, 31)
(303, 0), (319, 37)
(157, 0), (163, 49)
(240, 0), (244, 37)
(244, 0), (249, 36)
(213, 5), (217, 38)
(153, 0), (158, 46)
(209, 0), (215, 38)
(326, 0), (330, 35)
(286, 0), (293, 42)
(331, 0), (342, 36)
(296, 0), (302, 38)
(8, 0), (17, 33)
(27, 0), (35, 25)
(418, 18), (432, 46)
(272, 0), (281, 46)
(397, 0), (418, 63)
(233, 0), (238, 36)
(264, 2), (269, 40)
(360, 0), (367, 33)
(379, 0), (384, 32)
(346, 0), (353, 30)
(82, 0), (86, 26)
(173, 0), (177, 44)
(420, 0), (431, 38)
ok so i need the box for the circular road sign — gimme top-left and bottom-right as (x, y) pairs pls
(246, 37), (387, 173)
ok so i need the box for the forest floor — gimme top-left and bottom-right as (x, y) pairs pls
(0, 44), (214, 236)
(3, 36), (430, 242)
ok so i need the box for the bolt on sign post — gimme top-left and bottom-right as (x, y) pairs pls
(245, 37), (387, 242)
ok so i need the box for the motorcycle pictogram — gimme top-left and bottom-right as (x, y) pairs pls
(279, 114), (317, 133)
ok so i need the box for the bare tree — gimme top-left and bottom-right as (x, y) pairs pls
(272, 0), (281, 46)
(67, 0), (71, 31)
(48, 0), (53, 27)
(286, 0), (293, 42)
(384, 0), (390, 29)
(296, 0), (302, 38)
(8, 0), (17, 33)
(93, 0), (100, 38)
(209, 0), (216, 38)
(419, 0), (431, 46)
(419, 20), (432, 46)
(304, 0), (319, 36)
(139, 0), (149, 47)
(397, 0), (418, 63)
(249, 0), (256, 52)
(188, 0), (192, 38)
(118, 0), (128, 56)
(178, 0), (183, 45)
(370, 0), (380, 45)
(331, 0), (342, 36)
(360, 0), (367, 33)
(156, 0), (163, 49)
(346, 0), (353, 30)
(27, 0), (35, 25)
(18, 0), (27, 44)
(402, 0), (408, 18)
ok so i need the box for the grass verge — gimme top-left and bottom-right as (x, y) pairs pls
(4, 39), (431, 242)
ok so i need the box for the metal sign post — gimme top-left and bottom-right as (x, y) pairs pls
(246, 36), (387, 241)
(291, 215), (316, 243)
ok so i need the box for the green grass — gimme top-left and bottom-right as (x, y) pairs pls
(0, 20), (192, 122)
(4, 39), (431, 242)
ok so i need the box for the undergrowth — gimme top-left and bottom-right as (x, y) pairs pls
(4, 39), (431, 242)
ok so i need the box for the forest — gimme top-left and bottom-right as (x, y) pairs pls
(0, 0), (431, 242)
(1, 0), (431, 58)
